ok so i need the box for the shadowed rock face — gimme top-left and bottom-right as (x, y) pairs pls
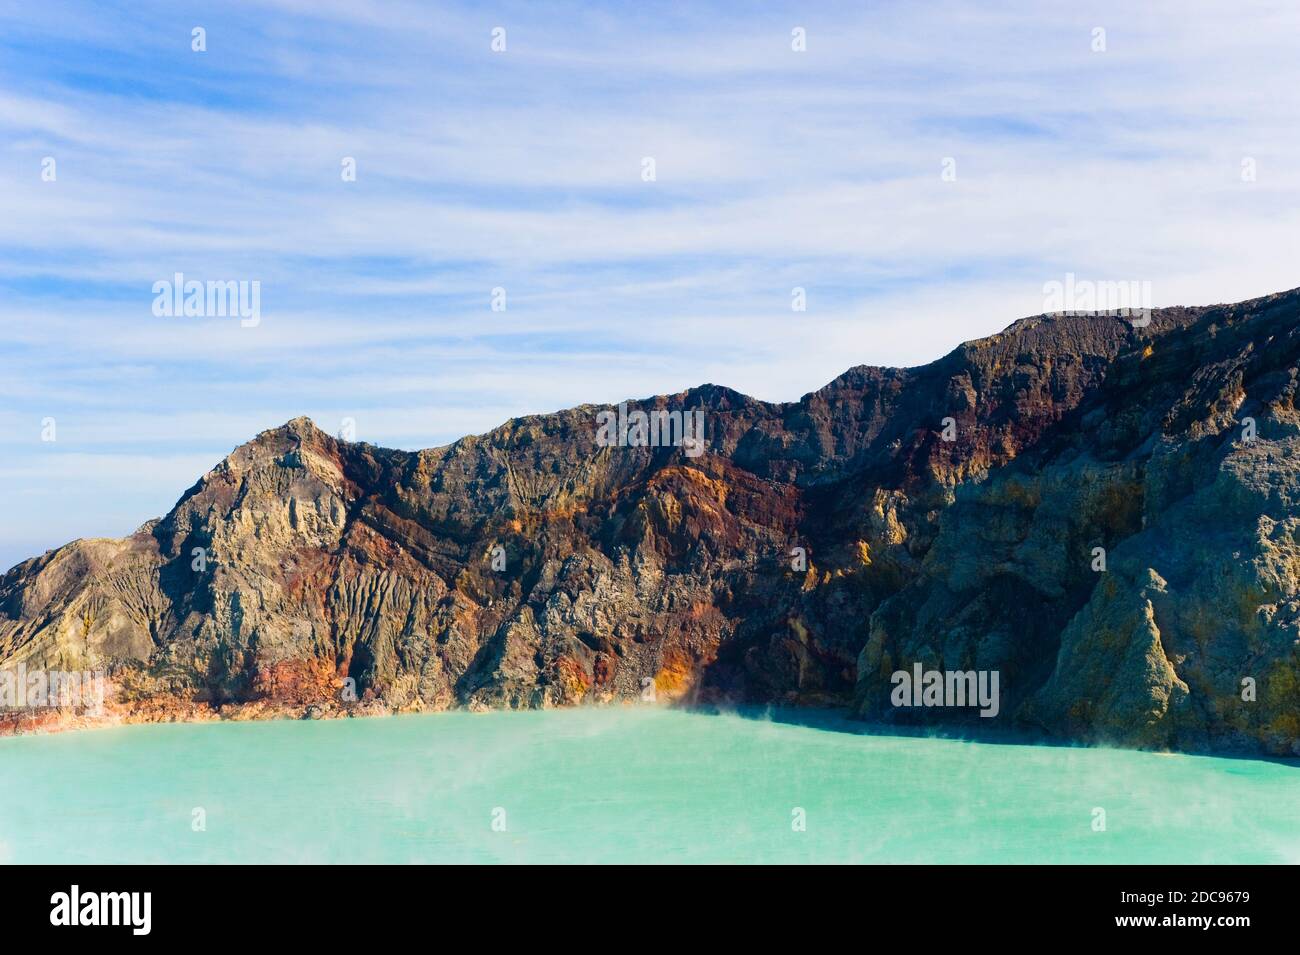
(3, 288), (1299, 755)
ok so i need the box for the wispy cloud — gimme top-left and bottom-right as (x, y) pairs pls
(1, 0), (1299, 566)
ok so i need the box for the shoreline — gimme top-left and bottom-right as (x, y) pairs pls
(5, 696), (1298, 768)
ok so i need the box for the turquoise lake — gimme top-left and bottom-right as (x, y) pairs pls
(1, 707), (1296, 864)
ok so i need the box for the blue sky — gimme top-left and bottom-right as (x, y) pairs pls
(2, 0), (1299, 570)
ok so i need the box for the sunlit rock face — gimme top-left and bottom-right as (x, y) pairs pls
(3, 288), (1299, 755)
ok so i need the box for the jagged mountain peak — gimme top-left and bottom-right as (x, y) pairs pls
(3, 287), (1299, 755)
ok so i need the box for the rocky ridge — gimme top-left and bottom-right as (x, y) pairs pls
(3, 288), (1299, 755)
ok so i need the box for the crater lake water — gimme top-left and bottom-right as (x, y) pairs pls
(1, 707), (1297, 864)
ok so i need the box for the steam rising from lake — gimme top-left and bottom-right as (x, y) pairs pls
(1, 708), (1295, 863)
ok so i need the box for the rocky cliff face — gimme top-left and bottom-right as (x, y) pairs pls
(3, 288), (1299, 755)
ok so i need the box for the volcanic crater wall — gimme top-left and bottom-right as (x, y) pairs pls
(3, 289), (1300, 755)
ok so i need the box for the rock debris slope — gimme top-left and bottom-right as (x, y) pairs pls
(3, 288), (1299, 755)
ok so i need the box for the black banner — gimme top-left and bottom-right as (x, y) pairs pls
(3, 865), (1279, 941)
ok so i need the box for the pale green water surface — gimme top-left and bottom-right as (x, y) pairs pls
(1, 707), (1296, 863)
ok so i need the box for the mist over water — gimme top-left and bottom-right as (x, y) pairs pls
(1, 708), (1295, 864)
